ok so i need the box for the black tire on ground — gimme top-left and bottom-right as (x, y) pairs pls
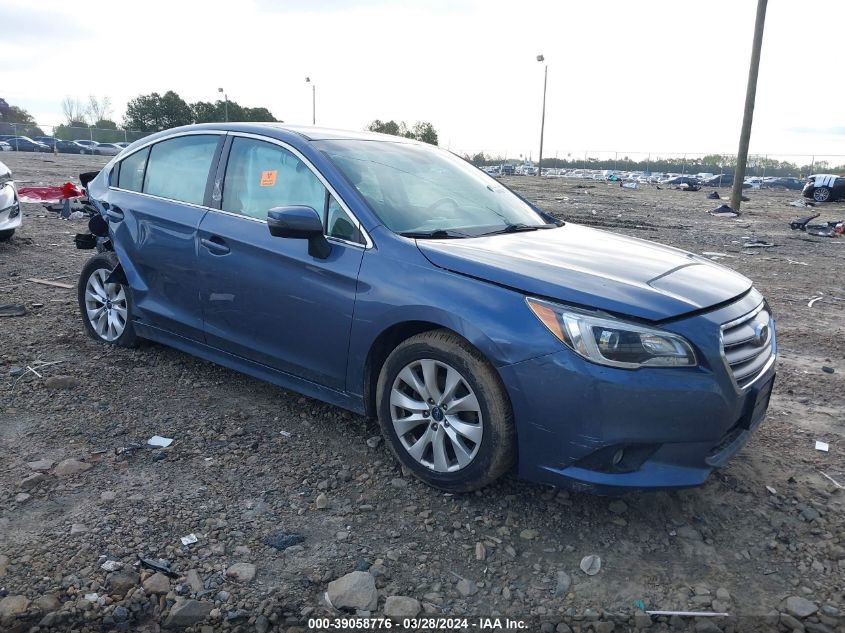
(78, 252), (138, 348)
(813, 187), (831, 203)
(376, 329), (516, 492)
(0, 229), (14, 241)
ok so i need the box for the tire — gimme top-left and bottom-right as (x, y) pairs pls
(78, 252), (138, 347)
(376, 329), (515, 492)
(0, 229), (14, 241)
(813, 187), (831, 203)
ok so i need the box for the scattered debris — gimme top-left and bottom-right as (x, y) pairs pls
(742, 238), (775, 248)
(116, 443), (145, 456)
(789, 199), (814, 208)
(16, 183), (83, 204)
(180, 533), (198, 546)
(818, 471), (843, 489)
(709, 204), (741, 218)
(765, 485), (777, 495)
(646, 610), (729, 617)
(147, 435), (173, 448)
(805, 220), (844, 237)
(815, 441), (829, 452)
(100, 560), (123, 572)
(279, 430), (292, 437)
(579, 554), (601, 575)
(807, 296), (823, 308)
(0, 304), (27, 317)
(706, 191), (720, 200)
(822, 366), (835, 374)
(263, 531), (306, 551)
(26, 278), (74, 289)
(789, 213), (821, 231)
(138, 557), (178, 578)
(622, 181), (639, 189)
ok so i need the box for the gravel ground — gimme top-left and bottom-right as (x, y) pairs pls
(0, 153), (843, 633)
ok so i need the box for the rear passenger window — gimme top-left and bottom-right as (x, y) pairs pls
(222, 137), (327, 220)
(143, 135), (219, 205)
(117, 147), (150, 192)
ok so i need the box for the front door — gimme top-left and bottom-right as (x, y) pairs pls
(197, 136), (366, 390)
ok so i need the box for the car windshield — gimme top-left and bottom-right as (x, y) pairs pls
(315, 139), (550, 236)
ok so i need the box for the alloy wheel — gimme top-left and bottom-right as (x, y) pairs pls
(813, 187), (831, 202)
(390, 359), (483, 472)
(84, 268), (127, 342)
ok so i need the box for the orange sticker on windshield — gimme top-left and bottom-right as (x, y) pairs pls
(260, 170), (277, 187)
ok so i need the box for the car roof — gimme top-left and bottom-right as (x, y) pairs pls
(158, 122), (420, 144)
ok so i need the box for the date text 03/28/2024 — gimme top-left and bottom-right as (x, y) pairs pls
(306, 617), (527, 630)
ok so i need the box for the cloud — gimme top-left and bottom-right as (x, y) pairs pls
(0, 4), (94, 43)
(788, 126), (845, 136)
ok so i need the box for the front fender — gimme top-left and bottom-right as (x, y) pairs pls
(345, 228), (564, 398)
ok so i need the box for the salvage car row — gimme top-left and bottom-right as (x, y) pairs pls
(0, 135), (127, 155)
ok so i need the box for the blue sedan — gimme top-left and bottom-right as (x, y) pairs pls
(77, 123), (776, 493)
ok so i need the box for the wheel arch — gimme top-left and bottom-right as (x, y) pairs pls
(361, 317), (507, 420)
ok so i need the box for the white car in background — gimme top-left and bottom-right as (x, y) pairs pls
(93, 143), (123, 156)
(0, 160), (21, 241)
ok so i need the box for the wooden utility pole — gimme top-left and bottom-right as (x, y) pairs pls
(730, 0), (768, 211)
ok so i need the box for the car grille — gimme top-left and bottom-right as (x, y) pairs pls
(721, 303), (774, 388)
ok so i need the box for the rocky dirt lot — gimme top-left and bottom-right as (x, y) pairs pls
(0, 153), (843, 633)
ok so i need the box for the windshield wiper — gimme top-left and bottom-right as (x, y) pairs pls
(399, 229), (472, 239)
(478, 222), (558, 236)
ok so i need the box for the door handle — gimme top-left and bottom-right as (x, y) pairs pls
(105, 205), (124, 222)
(200, 236), (231, 255)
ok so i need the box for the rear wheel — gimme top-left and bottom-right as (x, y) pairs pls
(0, 229), (14, 241)
(376, 330), (515, 492)
(813, 187), (831, 202)
(78, 252), (138, 347)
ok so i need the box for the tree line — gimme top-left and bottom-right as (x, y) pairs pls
(464, 151), (844, 178)
(1, 95), (442, 148)
(367, 119), (439, 145)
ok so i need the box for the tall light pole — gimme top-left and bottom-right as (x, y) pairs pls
(218, 87), (228, 122)
(730, 0), (768, 211)
(536, 55), (547, 177)
(305, 77), (315, 125)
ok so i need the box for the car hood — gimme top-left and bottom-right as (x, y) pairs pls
(415, 223), (752, 321)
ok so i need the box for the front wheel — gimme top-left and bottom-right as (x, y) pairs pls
(78, 252), (138, 347)
(813, 187), (831, 202)
(0, 229), (14, 241)
(376, 330), (515, 492)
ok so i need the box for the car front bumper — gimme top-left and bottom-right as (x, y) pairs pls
(0, 183), (21, 231)
(499, 295), (776, 494)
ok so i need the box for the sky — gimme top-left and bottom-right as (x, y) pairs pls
(2, 0), (843, 161)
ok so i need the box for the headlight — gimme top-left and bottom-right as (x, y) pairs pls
(527, 298), (697, 368)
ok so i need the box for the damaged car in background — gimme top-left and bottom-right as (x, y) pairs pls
(0, 160), (21, 240)
(803, 174), (845, 203)
(73, 123), (776, 494)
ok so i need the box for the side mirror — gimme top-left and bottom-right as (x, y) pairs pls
(267, 206), (331, 259)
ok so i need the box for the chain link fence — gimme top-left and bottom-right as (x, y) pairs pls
(0, 122), (148, 146)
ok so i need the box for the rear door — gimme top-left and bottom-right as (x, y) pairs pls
(196, 134), (367, 389)
(108, 133), (223, 341)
